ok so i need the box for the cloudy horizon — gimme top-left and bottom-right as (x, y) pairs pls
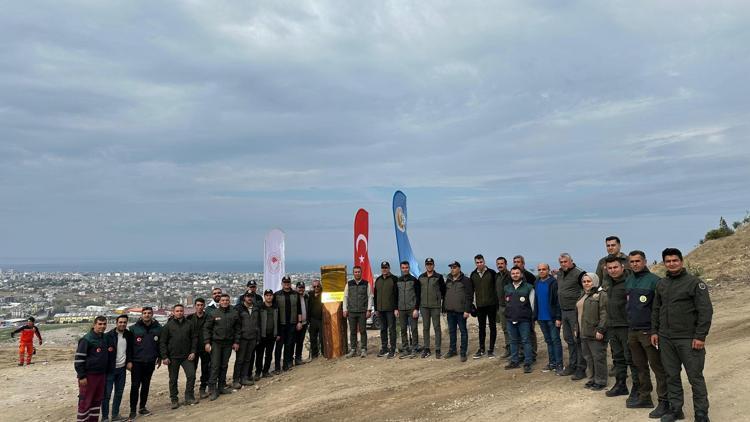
(2, 1), (749, 271)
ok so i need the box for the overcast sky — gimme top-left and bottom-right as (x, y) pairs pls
(1, 1), (749, 270)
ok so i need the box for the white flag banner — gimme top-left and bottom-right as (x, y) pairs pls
(263, 228), (286, 293)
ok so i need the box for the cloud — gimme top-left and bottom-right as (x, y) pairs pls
(1, 1), (749, 266)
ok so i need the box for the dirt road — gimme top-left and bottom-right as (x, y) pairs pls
(2, 285), (747, 421)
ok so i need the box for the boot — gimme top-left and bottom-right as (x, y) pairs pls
(209, 388), (219, 401)
(360, 348), (367, 358)
(627, 396), (654, 409)
(171, 399), (180, 409)
(435, 349), (442, 359)
(606, 379), (629, 397)
(232, 380), (242, 390)
(649, 400), (669, 419)
(241, 377), (254, 386)
(694, 411), (710, 422)
(421, 348), (431, 358)
(345, 349), (357, 358)
(185, 393), (196, 406)
(659, 406), (685, 422)
(377, 348), (388, 357)
(626, 383), (640, 407)
(571, 370), (586, 381)
(199, 387), (209, 399)
(501, 345), (511, 358)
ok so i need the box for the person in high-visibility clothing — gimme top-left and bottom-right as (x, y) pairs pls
(11, 316), (43, 366)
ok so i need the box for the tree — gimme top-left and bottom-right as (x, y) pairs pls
(703, 216), (734, 242)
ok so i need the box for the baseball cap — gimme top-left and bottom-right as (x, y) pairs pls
(263, 289), (274, 295)
(448, 261), (461, 268)
(296, 281), (305, 288)
(247, 280), (257, 287)
(425, 258), (435, 265)
(282, 276), (291, 283)
(380, 261), (390, 268)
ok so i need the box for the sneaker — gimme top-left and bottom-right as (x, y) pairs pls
(138, 408), (151, 416)
(472, 349), (485, 359)
(584, 380), (595, 389)
(360, 349), (367, 358)
(261, 372), (271, 378)
(171, 399), (180, 409)
(209, 390), (218, 401)
(487, 350), (496, 359)
(241, 377), (254, 386)
(128, 411), (137, 421)
(444, 350), (457, 359)
(560, 366), (575, 376)
(387, 352), (395, 359)
(435, 350), (442, 359)
(504, 362), (520, 370)
(232, 381), (242, 389)
(345, 349), (357, 358)
(460, 354), (468, 362)
(399, 351), (410, 359)
(185, 395), (196, 406)
(591, 383), (607, 391)
(542, 363), (554, 372)
(421, 348), (432, 359)
(254, 373), (261, 381)
(111, 415), (126, 422)
(501, 346), (511, 358)
(523, 364), (532, 373)
(628, 397), (655, 409)
(377, 349), (388, 357)
(101, 418), (110, 422)
(555, 365), (565, 376)
(199, 389), (209, 399)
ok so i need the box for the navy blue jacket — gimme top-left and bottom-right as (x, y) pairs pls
(74, 330), (109, 379)
(129, 319), (162, 363)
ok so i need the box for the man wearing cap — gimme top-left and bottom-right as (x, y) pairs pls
(444, 261), (474, 362)
(419, 258), (445, 359)
(237, 280), (263, 307)
(470, 254), (498, 359)
(344, 266), (373, 358)
(273, 276), (302, 372)
(308, 280), (325, 359)
(292, 281), (310, 365)
(396, 261), (421, 358)
(374, 261), (399, 359)
(495, 257), (512, 358)
(232, 293), (260, 389)
(256, 289), (279, 378)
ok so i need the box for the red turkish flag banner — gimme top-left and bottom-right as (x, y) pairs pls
(354, 208), (374, 287)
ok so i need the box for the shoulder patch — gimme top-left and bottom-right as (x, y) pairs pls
(698, 282), (707, 290)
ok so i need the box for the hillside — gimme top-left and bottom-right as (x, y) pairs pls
(652, 224), (750, 283)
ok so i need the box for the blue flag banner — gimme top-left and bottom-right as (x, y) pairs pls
(392, 190), (420, 277)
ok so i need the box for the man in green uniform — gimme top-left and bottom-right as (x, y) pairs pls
(651, 248), (713, 422)
(419, 257), (445, 359)
(203, 294), (240, 401)
(160, 304), (198, 409)
(374, 261), (399, 359)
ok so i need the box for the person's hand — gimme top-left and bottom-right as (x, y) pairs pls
(296, 322), (302, 331)
(276, 336), (281, 342)
(343, 311), (349, 318)
(394, 309), (400, 318)
(187, 353), (195, 361)
(79, 378), (87, 387)
(162, 358), (170, 366)
(204, 344), (212, 353)
(232, 343), (240, 352)
(595, 332), (604, 341)
(463, 312), (470, 319)
(126, 362), (133, 371)
(366, 310), (372, 319)
(650, 334), (659, 348)
(692, 339), (705, 350)
(555, 320), (561, 328)
(412, 310), (419, 319)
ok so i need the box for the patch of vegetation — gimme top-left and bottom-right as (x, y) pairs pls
(700, 215), (742, 244)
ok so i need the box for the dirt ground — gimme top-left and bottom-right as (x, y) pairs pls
(2, 285), (748, 422)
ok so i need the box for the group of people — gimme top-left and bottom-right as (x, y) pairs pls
(71, 236), (714, 422)
(73, 278), (324, 422)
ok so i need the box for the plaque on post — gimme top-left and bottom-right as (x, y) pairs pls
(321, 264), (347, 359)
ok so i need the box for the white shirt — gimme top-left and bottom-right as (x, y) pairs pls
(116, 331), (127, 368)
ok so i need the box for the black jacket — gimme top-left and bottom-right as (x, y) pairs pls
(129, 319), (162, 363)
(652, 269), (713, 340)
(235, 302), (261, 341)
(204, 306), (241, 344)
(160, 317), (198, 360)
(75, 330), (109, 379)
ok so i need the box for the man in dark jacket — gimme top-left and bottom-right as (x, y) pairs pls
(344, 266), (373, 358)
(75, 316), (109, 422)
(418, 257), (445, 359)
(651, 248), (713, 422)
(308, 279), (325, 359)
(374, 261), (399, 359)
(444, 261), (474, 362)
(233, 293), (260, 389)
(256, 289), (280, 377)
(495, 257), (512, 358)
(626, 250), (669, 418)
(293, 281), (310, 365)
(128, 307), (162, 419)
(596, 235), (629, 284)
(470, 254), (498, 359)
(513, 255), (538, 360)
(160, 304), (198, 409)
(533, 263), (563, 374)
(203, 294), (240, 401)
(187, 298), (211, 399)
(273, 276), (302, 372)
(557, 253), (586, 380)
(504, 267), (535, 373)
(396, 261), (421, 358)
(604, 256), (640, 404)
(102, 314), (132, 422)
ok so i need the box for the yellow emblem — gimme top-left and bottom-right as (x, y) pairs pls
(639, 295), (647, 303)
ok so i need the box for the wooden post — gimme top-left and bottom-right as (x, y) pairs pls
(321, 265), (348, 359)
